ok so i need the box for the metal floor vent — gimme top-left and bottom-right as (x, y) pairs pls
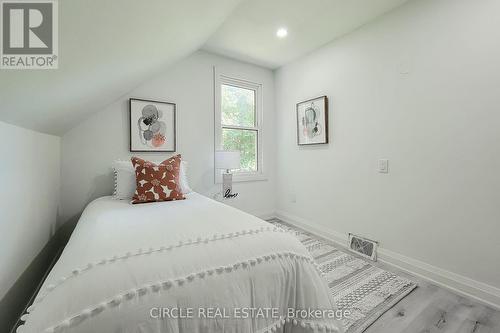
(348, 233), (378, 261)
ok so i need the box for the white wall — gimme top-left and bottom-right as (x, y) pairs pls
(61, 51), (275, 223)
(0, 121), (61, 299)
(275, 0), (500, 296)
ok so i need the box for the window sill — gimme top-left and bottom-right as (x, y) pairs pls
(233, 173), (268, 183)
(215, 172), (268, 184)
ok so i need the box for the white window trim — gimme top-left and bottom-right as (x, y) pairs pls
(214, 67), (266, 183)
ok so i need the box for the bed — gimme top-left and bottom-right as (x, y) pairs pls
(18, 193), (343, 333)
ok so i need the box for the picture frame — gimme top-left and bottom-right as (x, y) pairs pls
(296, 96), (328, 145)
(129, 98), (176, 152)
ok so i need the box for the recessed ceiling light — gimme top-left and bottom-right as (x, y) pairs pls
(276, 28), (288, 38)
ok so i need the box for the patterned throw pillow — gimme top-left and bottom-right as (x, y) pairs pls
(131, 155), (185, 204)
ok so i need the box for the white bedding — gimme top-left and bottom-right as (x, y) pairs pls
(19, 193), (343, 333)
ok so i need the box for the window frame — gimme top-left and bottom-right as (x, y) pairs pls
(214, 68), (265, 183)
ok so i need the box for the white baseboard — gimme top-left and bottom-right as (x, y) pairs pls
(256, 212), (277, 221)
(274, 209), (500, 311)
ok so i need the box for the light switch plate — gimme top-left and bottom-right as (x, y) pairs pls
(378, 159), (389, 173)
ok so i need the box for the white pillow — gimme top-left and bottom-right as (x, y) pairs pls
(112, 160), (136, 200)
(178, 161), (192, 194)
(112, 159), (192, 200)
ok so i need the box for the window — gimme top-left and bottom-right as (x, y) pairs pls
(215, 71), (264, 181)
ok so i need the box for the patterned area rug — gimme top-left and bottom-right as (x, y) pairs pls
(268, 219), (417, 333)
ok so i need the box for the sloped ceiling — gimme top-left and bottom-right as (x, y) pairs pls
(0, 0), (409, 135)
(203, 0), (409, 69)
(0, 0), (242, 135)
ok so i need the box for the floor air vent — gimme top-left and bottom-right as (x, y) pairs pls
(348, 234), (378, 261)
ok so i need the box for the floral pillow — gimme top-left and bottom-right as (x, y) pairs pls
(131, 155), (185, 204)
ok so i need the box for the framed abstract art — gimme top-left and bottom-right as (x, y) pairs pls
(129, 98), (176, 152)
(296, 96), (328, 145)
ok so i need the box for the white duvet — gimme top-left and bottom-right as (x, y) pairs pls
(19, 194), (343, 333)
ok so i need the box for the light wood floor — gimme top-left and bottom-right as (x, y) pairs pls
(271, 219), (500, 333)
(363, 269), (500, 333)
(338, 244), (500, 332)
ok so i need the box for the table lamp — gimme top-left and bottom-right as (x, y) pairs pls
(215, 150), (241, 198)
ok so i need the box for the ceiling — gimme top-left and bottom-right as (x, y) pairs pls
(0, 0), (409, 135)
(203, 0), (409, 69)
(0, 0), (242, 135)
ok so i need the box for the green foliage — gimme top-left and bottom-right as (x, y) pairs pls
(222, 129), (257, 172)
(221, 84), (255, 127)
(221, 84), (257, 172)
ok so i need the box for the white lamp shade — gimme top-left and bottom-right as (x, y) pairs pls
(215, 150), (241, 170)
